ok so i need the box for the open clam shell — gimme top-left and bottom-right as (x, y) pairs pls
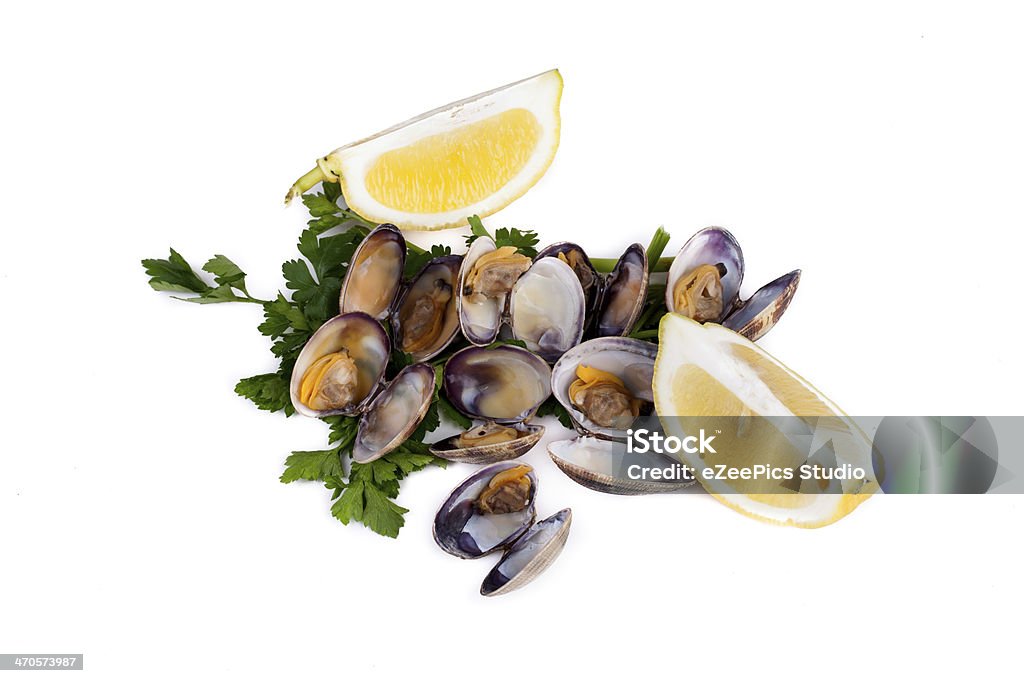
(665, 227), (744, 321)
(480, 508), (572, 597)
(596, 243), (648, 337)
(352, 363), (435, 464)
(548, 437), (693, 495)
(289, 312), (391, 418)
(535, 242), (602, 328)
(723, 269), (801, 342)
(509, 256), (585, 363)
(339, 224), (406, 320)
(457, 236), (504, 345)
(430, 423), (545, 465)
(550, 336), (657, 439)
(433, 462), (538, 560)
(443, 345), (552, 424)
(391, 254), (462, 362)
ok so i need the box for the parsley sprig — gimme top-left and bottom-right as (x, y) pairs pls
(143, 185), (445, 537)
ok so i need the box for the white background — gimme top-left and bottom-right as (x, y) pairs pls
(2, 1), (1022, 681)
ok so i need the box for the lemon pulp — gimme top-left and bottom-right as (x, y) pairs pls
(364, 108), (541, 214)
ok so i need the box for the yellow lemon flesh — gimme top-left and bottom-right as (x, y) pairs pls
(652, 314), (876, 527)
(364, 108), (542, 214)
(289, 70), (562, 230)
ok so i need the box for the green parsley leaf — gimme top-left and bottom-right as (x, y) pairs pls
(463, 216), (539, 257)
(360, 483), (410, 538)
(235, 373), (293, 415)
(404, 243), (453, 279)
(301, 191), (342, 217)
(142, 248), (212, 294)
(465, 214), (492, 243)
(333, 464), (410, 537)
(322, 180), (342, 204)
(323, 415), (359, 450)
(173, 284), (250, 304)
(280, 448), (344, 483)
(259, 294), (308, 337)
(384, 447), (445, 476)
(494, 227), (540, 258)
(438, 393), (472, 430)
(536, 396), (574, 429)
(203, 255), (247, 290)
(331, 479), (365, 525)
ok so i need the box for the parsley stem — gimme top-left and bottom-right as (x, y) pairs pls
(586, 226), (673, 273)
(632, 329), (660, 339)
(285, 165), (328, 205)
(591, 256), (673, 273)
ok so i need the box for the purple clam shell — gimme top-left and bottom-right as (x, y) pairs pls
(597, 243), (648, 337)
(723, 269), (801, 341)
(432, 462), (538, 559)
(443, 345), (552, 424)
(480, 508), (572, 596)
(666, 227), (745, 320)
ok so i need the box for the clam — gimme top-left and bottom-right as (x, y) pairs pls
(391, 254), (462, 362)
(547, 337), (692, 494)
(352, 363), (435, 464)
(433, 462), (538, 559)
(509, 256), (586, 362)
(480, 508), (572, 597)
(548, 437), (691, 495)
(550, 337), (657, 439)
(443, 346), (552, 424)
(721, 269), (801, 342)
(430, 422), (545, 464)
(458, 236), (532, 345)
(665, 227), (744, 322)
(535, 242), (601, 328)
(665, 227), (800, 340)
(595, 243), (649, 337)
(289, 312), (390, 418)
(339, 224), (406, 320)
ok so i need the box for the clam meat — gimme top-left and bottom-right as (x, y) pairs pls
(455, 422), (521, 448)
(596, 243), (648, 337)
(433, 462), (538, 559)
(568, 365), (642, 430)
(458, 237), (531, 345)
(665, 226), (800, 340)
(392, 255), (462, 361)
(430, 422), (545, 465)
(289, 312), (390, 418)
(550, 336), (657, 438)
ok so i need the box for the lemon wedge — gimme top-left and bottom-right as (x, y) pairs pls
(286, 70), (563, 230)
(652, 314), (876, 527)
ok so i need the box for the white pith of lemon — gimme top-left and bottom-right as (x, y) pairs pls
(652, 314), (876, 528)
(317, 70), (562, 230)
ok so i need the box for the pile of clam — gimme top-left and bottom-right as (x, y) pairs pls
(289, 223), (800, 594)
